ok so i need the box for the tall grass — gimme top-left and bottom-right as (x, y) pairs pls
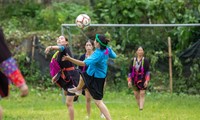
(1, 87), (200, 120)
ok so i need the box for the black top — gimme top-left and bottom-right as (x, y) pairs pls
(0, 27), (12, 63)
(56, 46), (74, 68)
(78, 53), (88, 71)
(128, 57), (150, 81)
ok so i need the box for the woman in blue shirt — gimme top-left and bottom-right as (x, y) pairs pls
(62, 34), (116, 120)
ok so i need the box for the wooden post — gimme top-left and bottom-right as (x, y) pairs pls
(31, 36), (36, 61)
(168, 37), (173, 93)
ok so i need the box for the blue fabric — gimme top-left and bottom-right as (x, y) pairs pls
(58, 45), (65, 52)
(84, 47), (116, 78)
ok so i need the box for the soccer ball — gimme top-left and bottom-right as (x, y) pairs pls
(75, 14), (91, 29)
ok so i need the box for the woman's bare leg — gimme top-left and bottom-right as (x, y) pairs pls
(66, 95), (75, 120)
(68, 76), (85, 93)
(0, 106), (3, 120)
(133, 90), (140, 107)
(85, 89), (91, 117)
(139, 90), (145, 110)
(94, 100), (111, 120)
(76, 76), (85, 90)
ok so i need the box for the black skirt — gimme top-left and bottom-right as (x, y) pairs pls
(0, 72), (9, 98)
(54, 69), (80, 96)
(82, 72), (106, 100)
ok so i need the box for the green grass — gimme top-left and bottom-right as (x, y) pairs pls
(1, 87), (200, 120)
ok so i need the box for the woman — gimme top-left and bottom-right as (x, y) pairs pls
(0, 27), (29, 119)
(78, 40), (94, 119)
(62, 34), (116, 120)
(45, 35), (82, 120)
(127, 46), (150, 110)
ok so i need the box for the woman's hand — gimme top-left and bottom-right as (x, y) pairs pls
(128, 82), (132, 88)
(144, 81), (149, 88)
(62, 55), (69, 61)
(45, 46), (52, 54)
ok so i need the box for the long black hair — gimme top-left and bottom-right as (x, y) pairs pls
(96, 34), (110, 50)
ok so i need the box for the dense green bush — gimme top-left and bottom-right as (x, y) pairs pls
(15, 52), (52, 88)
(0, 2), (94, 31)
(36, 2), (94, 30)
(93, 0), (200, 94)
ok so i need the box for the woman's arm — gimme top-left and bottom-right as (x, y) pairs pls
(144, 58), (150, 81)
(62, 55), (86, 66)
(127, 59), (133, 84)
(144, 58), (150, 88)
(45, 45), (61, 54)
(108, 47), (117, 58)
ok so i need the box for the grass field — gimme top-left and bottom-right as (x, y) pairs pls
(1, 87), (200, 120)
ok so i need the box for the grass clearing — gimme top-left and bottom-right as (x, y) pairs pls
(1, 87), (200, 120)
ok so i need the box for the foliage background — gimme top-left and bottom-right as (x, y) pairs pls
(0, 0), (199, 94)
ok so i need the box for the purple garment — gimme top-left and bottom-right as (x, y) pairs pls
(0, 57), (18, 75)
(49, 51), (61, 77)
(50, 58), (60, 77)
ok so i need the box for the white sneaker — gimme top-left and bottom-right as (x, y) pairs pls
(75, 90), (82, 96)
(100, 113), (105, 119)
(68, 87), (77, 93)
(68, 87), (82, 96)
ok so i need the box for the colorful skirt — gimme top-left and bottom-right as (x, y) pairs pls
(0, 57), (26, 88)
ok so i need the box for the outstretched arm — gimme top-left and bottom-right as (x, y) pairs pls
(108, 47), (117, 59)
(45, 46), (61, 54)
(62, 55), (86, 66)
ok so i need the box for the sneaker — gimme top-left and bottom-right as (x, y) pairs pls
(73, 95), (79, 102)
(100, 113), (105, 119)
(68, 87), (77, 93)
(68, 87), (82, 95)
(75, 90), (82, 96)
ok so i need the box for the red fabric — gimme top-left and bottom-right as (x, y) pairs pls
(145, 75), (150, 81)
(8, 69), (25, 87)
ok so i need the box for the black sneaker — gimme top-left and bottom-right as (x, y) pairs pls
(73, 95), (79, 102)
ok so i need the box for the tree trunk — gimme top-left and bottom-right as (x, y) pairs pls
(43, 0), (51, 5)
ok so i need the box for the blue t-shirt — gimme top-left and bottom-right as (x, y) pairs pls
(83, 47), (117, 78)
